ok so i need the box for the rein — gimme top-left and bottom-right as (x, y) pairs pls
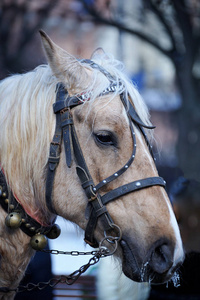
(0, 239), (118, 294)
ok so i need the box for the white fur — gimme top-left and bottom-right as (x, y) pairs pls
(97, 257), (150, 300)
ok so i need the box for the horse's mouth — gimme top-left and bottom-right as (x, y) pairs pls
(120, 238), (181, 284)
(120, 238), (144, 282)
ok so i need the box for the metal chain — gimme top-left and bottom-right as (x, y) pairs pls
(17, 250), (104, 293)
(17, 238), (117, 293)
(42, 249), (99, 256)
(0, 234), (120, 294)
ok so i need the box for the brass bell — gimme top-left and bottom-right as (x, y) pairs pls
(46, 224), (61, 239)
(30, 233), (47, 250)
(5, 212), (22, 229)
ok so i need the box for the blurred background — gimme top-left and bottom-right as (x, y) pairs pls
(1, 0), (200, 299)
(1, 0), (200, 180)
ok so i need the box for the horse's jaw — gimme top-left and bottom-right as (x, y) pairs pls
(119, 237), (184, 285)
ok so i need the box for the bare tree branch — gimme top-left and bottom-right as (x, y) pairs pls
(80, 0), (174, 59)
(145, 0), (177, 50)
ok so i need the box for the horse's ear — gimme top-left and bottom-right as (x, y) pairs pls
(90, 47), (106, 60)
(39, 30), (88, 90)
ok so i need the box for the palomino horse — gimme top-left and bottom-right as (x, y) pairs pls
(0, 30), (184, 299)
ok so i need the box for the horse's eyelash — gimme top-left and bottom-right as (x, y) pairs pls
(93, 131), (118, 147)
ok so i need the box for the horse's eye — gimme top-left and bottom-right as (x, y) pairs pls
(94, 132), (116, 146)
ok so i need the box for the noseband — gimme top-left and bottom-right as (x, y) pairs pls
(46, 59), (166, 248)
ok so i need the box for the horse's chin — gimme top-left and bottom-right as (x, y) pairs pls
(120, 239), (142, 282)
(120, 238), (181, 285)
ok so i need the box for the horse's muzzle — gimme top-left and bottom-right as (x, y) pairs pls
(120, 238), (184, 284)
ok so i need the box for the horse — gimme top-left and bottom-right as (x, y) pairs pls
(0, 30), (184, 299)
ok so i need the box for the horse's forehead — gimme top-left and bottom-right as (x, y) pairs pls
(83, 96), (129, 126)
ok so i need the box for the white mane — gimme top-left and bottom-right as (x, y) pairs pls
(0, 52), (152, 221)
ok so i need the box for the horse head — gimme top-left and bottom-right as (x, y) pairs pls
(39, 31), (184, 284)
(0, 31), (184, 297)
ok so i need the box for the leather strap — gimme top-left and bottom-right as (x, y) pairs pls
(120, 93), (155, 129)
(46, 83), (65, 214)
(0, 170), (54, 237)
(101, 177), (166, 205)
(61, 109), (73, 168)
(71, 125), (114, 246)
(95, 118), (136, 192)
(81, 59), (116, 83)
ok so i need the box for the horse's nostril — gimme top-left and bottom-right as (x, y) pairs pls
(149, 242), (173, 274)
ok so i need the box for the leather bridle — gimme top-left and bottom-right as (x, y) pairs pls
(46, 59), (166, 248)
